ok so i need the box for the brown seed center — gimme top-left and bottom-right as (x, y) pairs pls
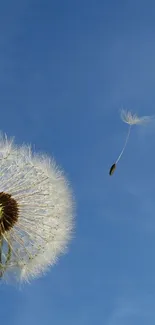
(0, 192), (19, 234)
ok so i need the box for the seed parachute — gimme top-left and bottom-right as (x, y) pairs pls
(109, 109), (153, 176)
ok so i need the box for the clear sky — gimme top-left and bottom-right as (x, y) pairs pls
(1, 0), (155, 324)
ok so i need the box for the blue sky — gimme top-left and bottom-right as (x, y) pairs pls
(1, 0), (155, 324)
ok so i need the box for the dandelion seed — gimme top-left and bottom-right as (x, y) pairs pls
(109, 163), (116, 176)
(109, 109), (153, 175)
(0, 133), (74, 283)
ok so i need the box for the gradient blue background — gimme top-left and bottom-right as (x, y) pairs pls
(1, 0), (155, 324)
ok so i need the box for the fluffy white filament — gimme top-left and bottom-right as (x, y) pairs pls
(116, 109), (153, 163)
(0, 134), (74, 283)
(120, 109), (153, 125)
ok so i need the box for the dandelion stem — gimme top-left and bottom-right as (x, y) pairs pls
(0, 237), (3, 277)
(116, 124), (132, 164)
(5, 244), (11, 267)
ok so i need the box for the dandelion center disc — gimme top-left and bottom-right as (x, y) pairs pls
(0, 192), (19, 234)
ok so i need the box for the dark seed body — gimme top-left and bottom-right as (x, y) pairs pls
(0, 192), (19, 234)
(109, 163), (116, 176)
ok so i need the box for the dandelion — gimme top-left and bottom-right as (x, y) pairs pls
(0, 133), (74, 283)
(109, 109), (153, 175)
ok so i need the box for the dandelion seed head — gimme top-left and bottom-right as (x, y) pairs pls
(120, 109), (153, 125)
(0, 134), (74, 284)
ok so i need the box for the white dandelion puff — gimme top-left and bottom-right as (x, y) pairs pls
(0, 133), (74, 283)
(109, 109), (153, 175)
